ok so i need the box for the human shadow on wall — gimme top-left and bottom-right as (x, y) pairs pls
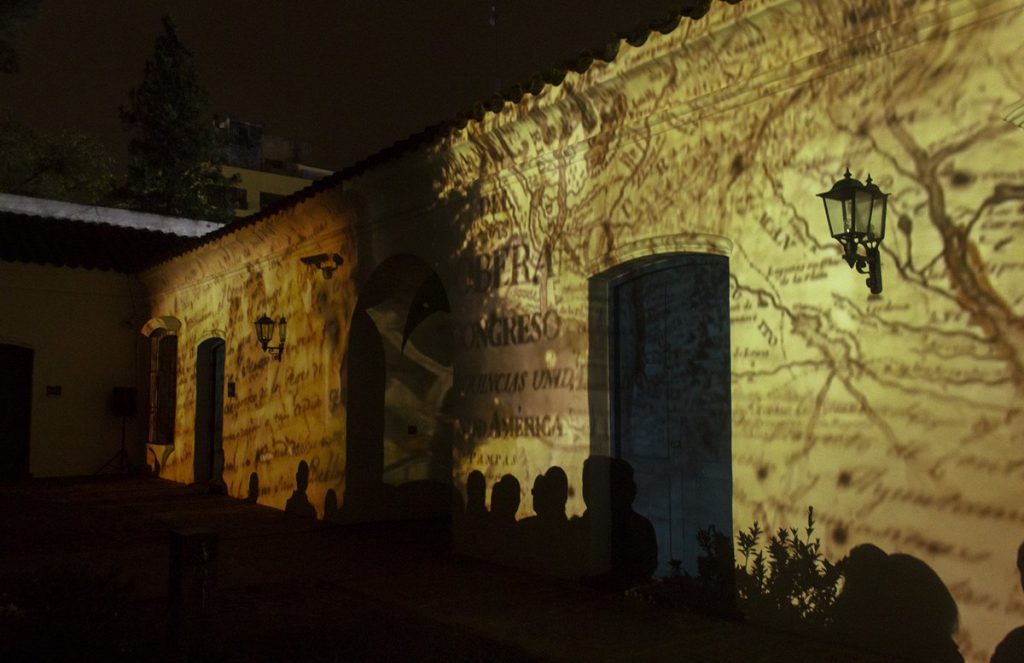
(518, 468), (573, 577)
(455, 456), (657, 590)
(322, 488), (342, 522)
(284, 460), (317, 519)
(246, 472), (259, 504)
(828, 544), (963, 663)
(688, 510), (966, 663)
(455, 460), (970, 662)
(992, 541), (1024, 662)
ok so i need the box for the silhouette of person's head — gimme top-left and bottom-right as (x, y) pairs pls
(577, 456), (657, 587)
(246, 472), (259, 503)
(467, 470), (486, 514)
(833, 544), (961, 662)
(284, 460), (317, 518)
(323, 488), (339, 519)
(838, 543), (889, 602)
(491, 474), (520, 522)
(295, 460), (309, 493)
(886, 553), (959, 641)
(582, 456), (636, 517)
(544, 466), (569, 515)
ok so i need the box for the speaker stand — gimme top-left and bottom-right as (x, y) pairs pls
(95, 415), (134, 474)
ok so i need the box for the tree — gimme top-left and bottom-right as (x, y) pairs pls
(0, 0), (41, 74)
(0, 122), (117, 204)
(119, 17), (237, 223)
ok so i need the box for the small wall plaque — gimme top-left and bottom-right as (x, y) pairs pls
(227, 381), (236, 398)
(45, 385), (62, 396)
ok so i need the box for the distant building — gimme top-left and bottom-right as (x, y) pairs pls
(216, 118), (333, 217)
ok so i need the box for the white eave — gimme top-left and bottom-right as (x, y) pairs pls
(0, 193), (221, 237)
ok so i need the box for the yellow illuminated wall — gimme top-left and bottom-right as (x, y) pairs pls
(221, 165), (312, 217)
(141, 190), (359, 516)
(142, 0), (1024, 659)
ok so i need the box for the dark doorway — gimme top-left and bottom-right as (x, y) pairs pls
(193, 338), (225, 484)
(594, 254), (732, 577)
(344, 309), (387, 518)
(0, 344), (33, 480)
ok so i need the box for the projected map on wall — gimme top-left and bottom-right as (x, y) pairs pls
(143, 1), (1024, 659)
(433, 3), (1024, 658)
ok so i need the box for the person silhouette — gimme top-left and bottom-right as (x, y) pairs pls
(992, 542), (1024, 662)
(518, 467), (573, 576)
(456, 470), (489, 556)
(322, 488), (341, 522)
(515, 474), (548, 567)
(486, 474), (520, 563)
(465, 470), (488, 521)
(246, 472), (259, 504)
(284, 460), (317, 519)
(830, 544), (963, 662)
(572, 456), (657, 589)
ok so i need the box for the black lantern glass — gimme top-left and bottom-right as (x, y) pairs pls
(254, 314), (285, 359)
(818, 169), (890, 295)
(860, 177), (888, 243)
(254, 314), (275, 350)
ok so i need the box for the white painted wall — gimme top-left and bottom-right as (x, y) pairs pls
(0, 261), (146, 477)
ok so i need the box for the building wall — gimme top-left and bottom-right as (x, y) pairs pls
(141, 191), (358, 511)
(0, 261), (145, 476)
(143, 0), (1024, 658)
(221, 165), (313, 217)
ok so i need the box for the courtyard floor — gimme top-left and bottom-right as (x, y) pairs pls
(0, 475), (889, 662)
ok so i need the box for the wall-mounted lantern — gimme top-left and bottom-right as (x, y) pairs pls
(254, 314), (286, 360)
(818, 169), (889, 295)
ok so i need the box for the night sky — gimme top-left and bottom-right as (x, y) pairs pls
(0, 0), (699, 171)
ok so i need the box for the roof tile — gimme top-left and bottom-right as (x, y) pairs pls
(0, 211), (198, 273)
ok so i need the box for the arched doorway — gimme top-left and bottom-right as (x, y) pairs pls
(0, 343), (33, 480)
(590, 253), (732, 577)
(343, 256), (454, 522)
(193, 338), (225, 485)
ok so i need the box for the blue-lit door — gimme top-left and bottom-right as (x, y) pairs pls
(612, 254), (731, 577)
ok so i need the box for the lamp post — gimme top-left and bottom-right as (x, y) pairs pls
(817, 169), (889, 295)
(254, 314), (286, 360)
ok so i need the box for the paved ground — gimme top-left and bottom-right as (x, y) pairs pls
(0, 476), (889, 662)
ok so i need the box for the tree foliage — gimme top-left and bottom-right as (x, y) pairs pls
(0, 0), (41, 74)
(119, 17), (237, 222)
(0, 122), (117, 204)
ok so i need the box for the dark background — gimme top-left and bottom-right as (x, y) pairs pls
(0, 0), (704, 171)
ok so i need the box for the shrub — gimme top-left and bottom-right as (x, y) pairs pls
(701, 506), (842, 633)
